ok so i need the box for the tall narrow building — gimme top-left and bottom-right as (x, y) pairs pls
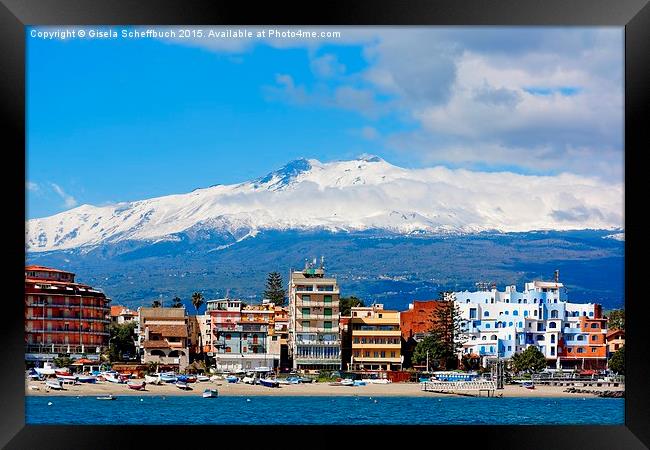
(288, 259), (341, 372)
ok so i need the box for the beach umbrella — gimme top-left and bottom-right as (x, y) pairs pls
(72, 358), (94, 365)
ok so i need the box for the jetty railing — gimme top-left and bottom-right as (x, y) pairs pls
(421, 380), (497, 397)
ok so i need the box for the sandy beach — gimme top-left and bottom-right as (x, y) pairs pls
(25, 378), (624, 398)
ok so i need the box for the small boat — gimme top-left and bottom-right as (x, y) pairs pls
(96, 394), (116, 400)
(35, 367), (56, 376)
(202, 388), (218, 398)
(226, 375), (239, 384)
(77, 375), (97, 384)
(353, 380), (366, 386)
(56, 374), (78, 382)
(209, 375), (223, 382)
(259, 378), (280, 388)
(522, 382), (535, 390)
(286, 376), (301, 384)
(54, 368), (72, 377)
(185, 375), (197, 383)
(364, 378), (391, 384)
(145, 375), (162, 385)
(242, 375), (255, 385)
(176, 381), (191, 390)
(276, 378), (291, 385)
(340, 379), (354, 386)
(197, 375), (210, 382)
(299, 377), (314, 383)
(127, 381), (146, 390)
(177, 375), (189, 383)
(46, 380), (64, 390)
(103, 373), (124, 384)
(160, 373), (178, 383)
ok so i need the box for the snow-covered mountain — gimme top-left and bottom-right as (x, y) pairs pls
(26, 156), (623, 252)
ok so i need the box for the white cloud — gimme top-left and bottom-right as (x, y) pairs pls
(51, 183), (78, 208)
(26, 181), (39, 192)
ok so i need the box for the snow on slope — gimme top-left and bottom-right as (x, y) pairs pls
(26, 155), (624, 252)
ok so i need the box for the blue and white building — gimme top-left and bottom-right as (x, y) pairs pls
(454, 277), (604, 368)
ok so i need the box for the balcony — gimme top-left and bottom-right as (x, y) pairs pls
(298, 314), (338, 320)
(26, 302), (111, 311)
(28, 316), (110, 323)
(25, 344), (105, 354)
(30, 328), (110, 335)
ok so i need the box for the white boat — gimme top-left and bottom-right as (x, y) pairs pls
(340, 379), (354, 386)
(160, 373), (178, 383)
(145, 375), (162, 385)
(363, 378), (391, 384)
(176, 381), (191, 390)
(103, 373), (123, 383)
(242, 375), (255, 385)
(209, 375), (224, 382)
(202, 388), (218, 398)
(46, 380), (64, 390)
(35, 367), (56, 376)
(197, 375), (210, 382)
(96, 394), (116, 400)
(56, 374), (78, 382)
(276, 378), (291, 385)
(77, 375), (97, 383)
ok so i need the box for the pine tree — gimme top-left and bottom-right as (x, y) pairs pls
(263, 272), (286, 306)
(430, 292), (466, 369)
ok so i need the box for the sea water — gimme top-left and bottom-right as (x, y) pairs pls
(26, 396), (624, 425)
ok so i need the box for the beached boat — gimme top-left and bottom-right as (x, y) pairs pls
(56, 374), (78, 382)
(185, 375), (197, 383)
(160, 373), (178, 383)
(522, 382), (535, 390)
(103, 373), (124, 384)
(145, 375), (162, 385)
(299, 377), (314, 383)
(35, 367), (56, 377)
(353, 380), (366, 386)
(276, 378), (291, 385)
(226, 375), (239, 383)
(46, 380), (64, 390)
(76, 375), (97, 383)
(209, 375), (223, 382)
(96, 394), (116, 400)
(54, 368), (72, 377)
(364, 378), (391, 384)
(202, 388), (218, 398)
(196, 375), (210, 382)
(127, 381), (146, 390)
(340, 379), (354, 386)
(242, 375), (255, 384)
(259, 378), (280, 388)
(176, 381), (191, 390)
(286, 376), (301, 384)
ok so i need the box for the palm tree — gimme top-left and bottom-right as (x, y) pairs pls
(171, 296), (183, 308)
(191, 292), (205, 359)
(151, 300), (161, 308)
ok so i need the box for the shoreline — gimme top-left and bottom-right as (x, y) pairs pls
(26, 379), (624, 398)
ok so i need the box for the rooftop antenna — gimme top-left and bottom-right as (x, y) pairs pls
(554, 270), (560, 283)
(320, 255), (325, 269)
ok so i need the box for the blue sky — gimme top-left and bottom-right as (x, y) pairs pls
(27, 26), (623, 219)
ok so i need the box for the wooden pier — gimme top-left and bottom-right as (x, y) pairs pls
(421, 380), (498, 397)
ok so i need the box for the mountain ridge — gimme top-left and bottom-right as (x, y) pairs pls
(26, 156), (623, 253)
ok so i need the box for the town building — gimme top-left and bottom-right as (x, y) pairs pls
(454, 274), (608, 370)
(273, 305), (290, 369)
(109, 305), (138, 325)
(606, 329), (625, 356)
(207, 298), (278, 371)
(288, 259), (342, 372)
(137, 307), (190, 371)
(399, 300), (448, 368)
(188, 314), (212, 356)
(350, 304), (402, 371)
(25, 265), (111, 363)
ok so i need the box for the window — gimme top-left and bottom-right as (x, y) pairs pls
(469, 308), (477, 319)
(504, 311), (509, 315)
(482, 336), (487, 341)
(577, 348), (585, 354)
(577, 335), (584, 341)
(485, 324), (490, 329)
(324, 321), (332, 329)
(324, 295), (332, 303)
(243, 347), (247, 352)
(551, 335), (555, 343)
(551, 310), (558, 318)
(591, 335), (597, 341)
(590, 323), (598, 329)
(391, 352), (396, 357)
(534, 310), (537, 316)
(548, 322), (556, 329)
(302, 295), (311, 303)
(365, 351), (370, 357)
(589, 311), (594, 317)
(491, 335), (497, 340)
(302, 307), (310, 317)
(324, 308), (332, 317)
(568, 348), (573, 353)
(484, 311), (490, 317)
(225, 346), (232, 353)
(302, 321), (310, 329)
(507, 346), (512, 351)
(591, 347), (597, 353)
(513, 310), (519, 316)
(380, 351), (386, 358)
(524, 311), (529, 317)
(518, 322), (523, 328)
(225, 334), (231, 340)
(550, 347), (555, 356)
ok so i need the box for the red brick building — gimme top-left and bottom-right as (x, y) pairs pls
(400, 300), (447, 368)
(25, 265), (111, 362)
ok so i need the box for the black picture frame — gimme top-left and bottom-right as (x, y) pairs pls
(2, 0), (648, 448)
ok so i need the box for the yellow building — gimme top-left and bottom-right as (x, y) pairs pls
(350, 304), (401, 371)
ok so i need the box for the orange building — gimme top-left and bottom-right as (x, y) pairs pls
(557, 315), (608, 370)
(399, 300), (447, 369)
(25, 265), (111, 362)
(606, 329), (625, 355)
